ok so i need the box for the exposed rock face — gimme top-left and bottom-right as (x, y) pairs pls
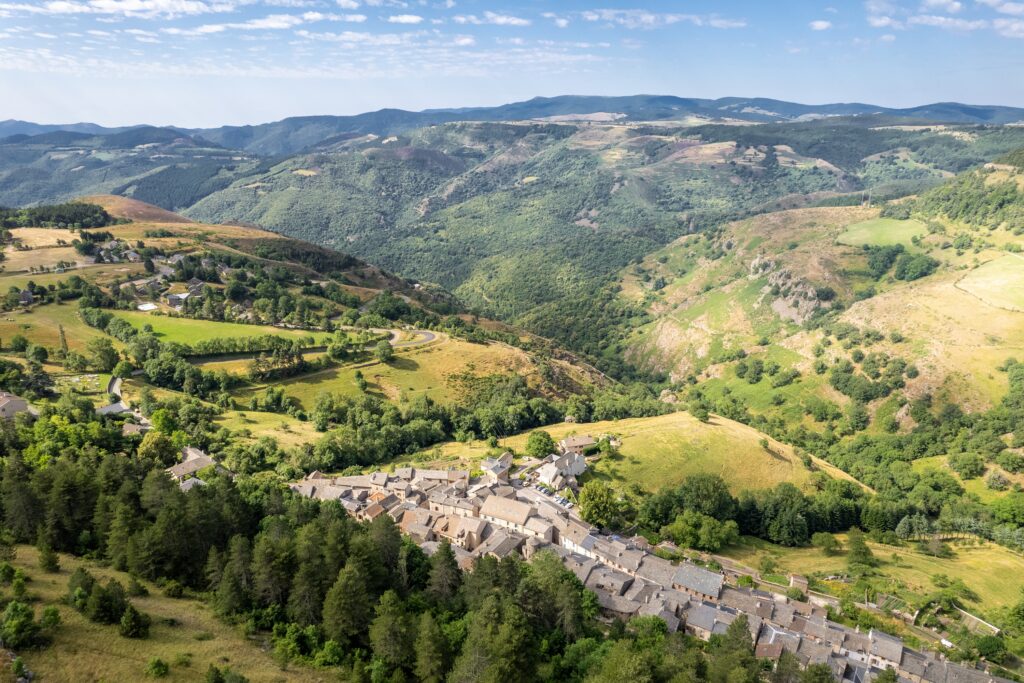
(749, 256), (825, 324)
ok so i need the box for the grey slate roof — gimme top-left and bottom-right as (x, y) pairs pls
(672, 562), (724, 598)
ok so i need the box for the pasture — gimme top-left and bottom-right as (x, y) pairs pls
(0, 262), (145, 292)
(111, 311), (329, 346)
(215, 410), (322, 450)
(837, 218), (926, 248)
(237, 336), (534, 408)
(0, 304), (107, 351)
(721, 534), (1024, 615)
(1, 245), (86, 272)
(956, 254), (1024, 312)
(407, 411), (851, 495)
(9, 227), (72, 247)
(12, 546), (318, 683)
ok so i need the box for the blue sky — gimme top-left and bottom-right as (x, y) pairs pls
(0, 0), (1023, 127)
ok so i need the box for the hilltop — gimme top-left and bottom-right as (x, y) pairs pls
(7, 95), (1024, 155)
(3, 112), (1024, 378)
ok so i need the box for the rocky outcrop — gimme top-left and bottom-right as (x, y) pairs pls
(749, 256), (826, 324)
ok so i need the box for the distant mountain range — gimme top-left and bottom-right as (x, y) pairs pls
(4, 95), (1024, 156)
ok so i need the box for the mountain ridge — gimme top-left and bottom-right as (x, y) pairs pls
(5, 94), (1024, 156)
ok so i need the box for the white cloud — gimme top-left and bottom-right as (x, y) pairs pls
(454, 11), (529, 26)
(293, 28), (413, 44)
(451, 33), (473, 45)
(879, 32), (897, 40)
(541, 12), (569, 28)
(921, 0), (962, 11)
(908, 13), (987, 28)
(579, 9), (745, 29)
(978, 0), (1024, 15)
(161, 10), (365, 34)
(34, 31), (58, 38)
(867, 14), (903, 27)
(0, 0), (239, 18)
(335, 0), (359, 7)
(302, 11), (366, 22)
(994, 16), (1024, 34)
(387, 13), (422, 23)
(809, 19), (832, 29)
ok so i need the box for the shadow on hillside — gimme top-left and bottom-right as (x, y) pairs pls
(387, 357), (419, 371)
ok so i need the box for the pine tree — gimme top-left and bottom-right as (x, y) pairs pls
(214, 564), (249, 616)
(250, 522), (296, 608)
(286, 524), (328, 626)
(119, 603), (151, 638)
(368, 515), (402, 582)
(426, 540), (461, 604)
(369, 590), (412, 669)
(322, 561), (372, 646)
(106, 504), (135, 571)
(204, 547), (225, 591)
(58, 324), (68, 356)
(214, 537), (252, 616)
(847, 528), (876, 567)
(2, 455), (40, 542)
(414, 612), (449, 683)
(36, 528), (60, 573)
(772, 650), (802, 683)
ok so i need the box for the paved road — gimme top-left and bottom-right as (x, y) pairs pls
(390, 330), (437, 347)
(333, 324), (439, 348)
(106, 376), (122, 399)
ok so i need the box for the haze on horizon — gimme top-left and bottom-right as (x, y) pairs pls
(1, 0), (1023, 128)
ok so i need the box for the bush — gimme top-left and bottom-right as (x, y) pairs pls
(40, 605), (61, 630)
(0, 601), (39, 649)
(162, 580), (184, 598)
(128, 577), (150, 597)
(948, 452), (986, 480)
(119, 603), (151, 639)
(146, 658), (170, 678)
(811, 531), (840, 555)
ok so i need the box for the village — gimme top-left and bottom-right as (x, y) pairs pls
(283, 435), (1010, 683)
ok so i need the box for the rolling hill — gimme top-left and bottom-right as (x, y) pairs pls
(180, 119), (1024, 371)
(400, 410), (860, 495)
(616, 157), (1024, 453)
(9, 96), (1024, 156)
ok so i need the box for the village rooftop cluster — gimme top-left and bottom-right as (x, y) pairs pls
(288, 438), (1009, 683)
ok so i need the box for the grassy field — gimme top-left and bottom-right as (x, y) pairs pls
(215, 410), (323, 450)
(836, 217), (926, 247)
(842, 270), (1024, 409)
(112, 311), (330, 346)
(12, 546), (322, 683)
(910, 455), (1022, 504)
(0, 263), (145, 292)
(720, 534), (1024, 615)
(957, 254), (1024, 312)
(1, 246), (86, 272)
(0, 304), (108, 352)
(236, 336), (535, 408)
(405, 411), (859, 494)
(9, 228), (72, 247)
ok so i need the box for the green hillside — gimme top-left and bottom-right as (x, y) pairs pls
(181, 121), (1024, 373)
